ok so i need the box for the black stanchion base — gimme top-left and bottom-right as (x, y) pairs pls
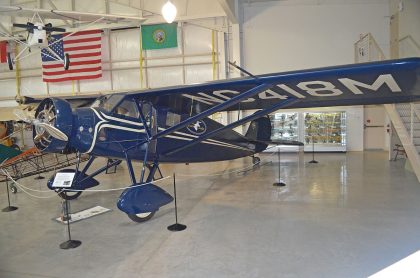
(2, 206), (18, 212)
(273, 182), (286, 187)
(167, 223), (187, 232)
(60, 240), (81, 249)
(308, 160), (319, 164)
(34, 176), (45, 180)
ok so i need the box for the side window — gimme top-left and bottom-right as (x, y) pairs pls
(114, 100), (139, 118)
(140, 102), (152, 125)
(166, 111), (181, 127)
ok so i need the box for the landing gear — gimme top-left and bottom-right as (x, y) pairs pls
(63, 53), (70, 70)
(7, 52), (13, 70)
(127, 211), (156, 223)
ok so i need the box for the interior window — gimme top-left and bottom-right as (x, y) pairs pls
(114, 100), (139, 118)
(140, 102), (152, 125)
(166, 111), (181, 127)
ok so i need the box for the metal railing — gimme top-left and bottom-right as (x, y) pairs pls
(354, 33), (386, 63)
(399, 35), (420, 56)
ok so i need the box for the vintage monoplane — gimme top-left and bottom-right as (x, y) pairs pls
(19, 57), (420, 222)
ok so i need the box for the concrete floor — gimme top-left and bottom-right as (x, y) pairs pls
(1, 151), (420, 278)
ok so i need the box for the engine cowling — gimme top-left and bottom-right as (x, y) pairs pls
(33, 98), (73, 152)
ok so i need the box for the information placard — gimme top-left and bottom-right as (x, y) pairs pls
(52, 172), (76, 188)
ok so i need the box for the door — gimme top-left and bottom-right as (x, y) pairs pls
(364, 105), (386, 150)
(139, 101), (157, 154)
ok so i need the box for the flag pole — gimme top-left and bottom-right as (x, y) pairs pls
(139, 26), (143, 89)
(212, 30), (216, 81)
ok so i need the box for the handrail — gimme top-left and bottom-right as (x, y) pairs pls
(354, 33), (385, 62)
(399, 35), (420, 52)
(368, 34), (386, 60)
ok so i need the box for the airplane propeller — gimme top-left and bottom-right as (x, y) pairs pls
(13, 22), (66, 33)
(13, 107), (69, 143)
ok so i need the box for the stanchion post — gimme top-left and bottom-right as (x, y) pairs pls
(309, 133), (318, 164)
(273, 146), (286, 187)
(167, 173), (187, 232)
(59, 192), (81, 249)
(2, 179), (18, 212)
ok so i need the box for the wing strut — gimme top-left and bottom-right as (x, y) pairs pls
(229, 61), (258, 79)
(152, 83), (273, 140)
(163, 97), (300, 156)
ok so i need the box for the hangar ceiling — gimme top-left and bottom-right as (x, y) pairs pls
(1, 0), (229, 30)
(1, 0), (287, 33)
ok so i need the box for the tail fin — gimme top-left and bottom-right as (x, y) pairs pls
(245, 116), (272, 141)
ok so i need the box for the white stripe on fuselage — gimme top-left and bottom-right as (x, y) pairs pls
(85, 109), (253, 154)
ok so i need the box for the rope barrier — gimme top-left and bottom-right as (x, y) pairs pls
(177, 150), (278, 177)
(60, 175), (171, 192)
(0, 145), (290, 199)
(1, 167), (171, 195)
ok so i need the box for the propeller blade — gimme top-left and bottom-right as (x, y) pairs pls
(36, 123), (68, 142)
(44, 26), (66, 33)
(13, 109), (32, 123)
(13, 23), (31, 29)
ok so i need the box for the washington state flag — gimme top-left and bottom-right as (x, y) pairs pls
(141, 23), (178, 50)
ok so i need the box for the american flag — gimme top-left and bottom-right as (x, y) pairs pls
(41, 30), (102, 82)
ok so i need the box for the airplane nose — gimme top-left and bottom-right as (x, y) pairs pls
(33, 98), (73, 153)
(71, 107), (97, 153)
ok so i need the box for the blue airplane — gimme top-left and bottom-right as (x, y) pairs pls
(26, 57), (420, 222)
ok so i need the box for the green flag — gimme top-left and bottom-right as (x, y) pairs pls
(141, 23), (178, 50)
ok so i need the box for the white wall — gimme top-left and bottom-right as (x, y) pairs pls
(242, 0), (390, 73)
(0, 21), (226, 109)
(241, 0), (390, 151)
(390, 0), (420, 57)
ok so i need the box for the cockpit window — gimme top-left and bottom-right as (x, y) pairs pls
(91, 95), (139, 118)
(91, 95), (124, 112)
(115, 100), (139, 118)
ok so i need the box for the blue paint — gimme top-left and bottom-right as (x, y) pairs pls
(117, 183), (174, 214)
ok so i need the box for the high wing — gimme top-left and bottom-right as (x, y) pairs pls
(0, 6), (145, 24)
(123, 58), (420, 114)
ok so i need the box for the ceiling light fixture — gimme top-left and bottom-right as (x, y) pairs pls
(162, 0), (177, 24)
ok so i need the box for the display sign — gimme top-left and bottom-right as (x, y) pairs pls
(52, 172), (75, 188)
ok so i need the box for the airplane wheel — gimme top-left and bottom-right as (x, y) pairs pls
(7, 52), (13, 70)
(58, 190), (82, 200)
(252, 156), (260, 164)
(63, 53), (70, 70)
(127, 211), (156, 223)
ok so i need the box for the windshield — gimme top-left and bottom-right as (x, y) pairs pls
(91, 95), (124, 112)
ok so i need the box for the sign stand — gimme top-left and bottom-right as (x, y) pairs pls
(2, 179), (18, 212)
(273, 146), (286, 187)
(59, 191), (81, 249)
(167, 173), (186, 232)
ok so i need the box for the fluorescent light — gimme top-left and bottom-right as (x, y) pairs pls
(162, 0), (177, 23)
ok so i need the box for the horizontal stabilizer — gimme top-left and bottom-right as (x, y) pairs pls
(256, 139), (304, 146)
